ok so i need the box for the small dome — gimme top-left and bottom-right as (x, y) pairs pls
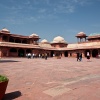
(30, 33), (38, 37)
(1, 28), (10, 33)
(41, 39), (49, 43)
(77, 32), (86, 36)
(52, 36), (67, 43)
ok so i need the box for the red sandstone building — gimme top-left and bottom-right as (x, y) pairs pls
(0, 28), (100, 58)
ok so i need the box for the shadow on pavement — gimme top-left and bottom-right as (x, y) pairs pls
(0, 60), (20, 63)
(3, 91), (22, 100)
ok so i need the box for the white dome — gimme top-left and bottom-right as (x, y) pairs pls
(30, 33), (38, 37)
(77, 32), (86, 36)
(52, 36), (67, 43)
(41, 39), (48, 43)
(2, 28), (10, 33)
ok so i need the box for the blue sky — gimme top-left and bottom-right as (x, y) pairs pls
(0, 0), (100, 43)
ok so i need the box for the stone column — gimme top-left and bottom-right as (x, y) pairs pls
(82, 51), (85, 57)
(6, 48), (9, 57)
(0, 35), (3, 42)
(90, 50), (92, 57)
(68, 52), (70, 57)
(0, 48), (2, 57)
(17, 49), (19, 57)
(61, 52), (64, 57)
(77, 38), (79, 42)
(98, 49), (100, 54)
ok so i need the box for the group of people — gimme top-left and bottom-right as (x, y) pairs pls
(27, 52), (91, 61)
(76, 52), (90, 61)
(76, 52), (82, 61)
(26, 53), (48, 60)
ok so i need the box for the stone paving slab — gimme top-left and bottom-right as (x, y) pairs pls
(43, 85), (72, 97)
(0, 57), (100, 100)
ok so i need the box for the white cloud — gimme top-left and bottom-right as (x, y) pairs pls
(73, 0), (93, 6)
(0, 0), (95, 24)
(24, 1), (31, 5)
(38, 9), (47, 13)
(1, 17), (24, 25)
(51, 1), (75, 14)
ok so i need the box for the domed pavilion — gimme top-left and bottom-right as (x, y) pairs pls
(41, 39), (49, 44)
(0, 27), (100, 58)
(1, 28), (10, 34)
(76, 32), (87, 42)
(51, 36), (67, 48)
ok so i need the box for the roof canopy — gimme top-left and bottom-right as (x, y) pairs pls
(1, 28), (10, 33)
(76, 32), (87, 37)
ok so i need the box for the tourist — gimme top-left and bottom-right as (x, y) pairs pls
(28, 53), (31, 59)
(39, 53), (41, 58)
(79, 53), (82, 61)
(53, 54), (55, 57)
(45, 53), (48, 60)
(96, 53), (100, 59)
(87, 52), (90, 61)
(26, 53), (28, 58)
(42, 53), (44, 58)
(76, 52), (80, 61)
(32, 53), (34, 58)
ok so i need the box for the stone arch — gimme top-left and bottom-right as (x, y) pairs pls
(26, 49), (32, 53)
(2, 36), (8, 41)
(51, 51), (54, 57)
(9, 37), (14, 42)
(10, 48), (17, 52)
(15, 39), (21, 43)
(22, 40), (27, 44)
(92, 49), (98, 57)
(9, 48), (17, 57)
(64, 51), (68, 57)
(18, 49), (25, 57)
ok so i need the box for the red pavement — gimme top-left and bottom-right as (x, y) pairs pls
(0, 57), (100, 100)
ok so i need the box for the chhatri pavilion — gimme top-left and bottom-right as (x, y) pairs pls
(0, 28), (100, 58)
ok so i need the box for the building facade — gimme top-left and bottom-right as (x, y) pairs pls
(0, 28), (100, 58)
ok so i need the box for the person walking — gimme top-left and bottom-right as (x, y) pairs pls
(87, 52), (90, 61)
(79, 53), (82, 61)
(39, 54), (41, 58)
(28, 53), (31, 59)
(32, 53), (34, 58)
(45, 53), (48, 60)
(76, 52), (80, 61)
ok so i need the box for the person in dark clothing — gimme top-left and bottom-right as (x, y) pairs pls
(45, 53), (48, 60)
(79, 53), (82, 61)
(76, 53), (80, 61)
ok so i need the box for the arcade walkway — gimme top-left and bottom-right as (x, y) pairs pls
(0, 57), (100, 100)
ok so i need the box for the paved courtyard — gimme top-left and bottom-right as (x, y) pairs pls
(0, 57), (100, 100)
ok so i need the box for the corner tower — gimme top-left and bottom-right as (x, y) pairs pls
(76, 32), (87, 43)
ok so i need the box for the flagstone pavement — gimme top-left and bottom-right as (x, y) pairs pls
(0, 57), (100, 100)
